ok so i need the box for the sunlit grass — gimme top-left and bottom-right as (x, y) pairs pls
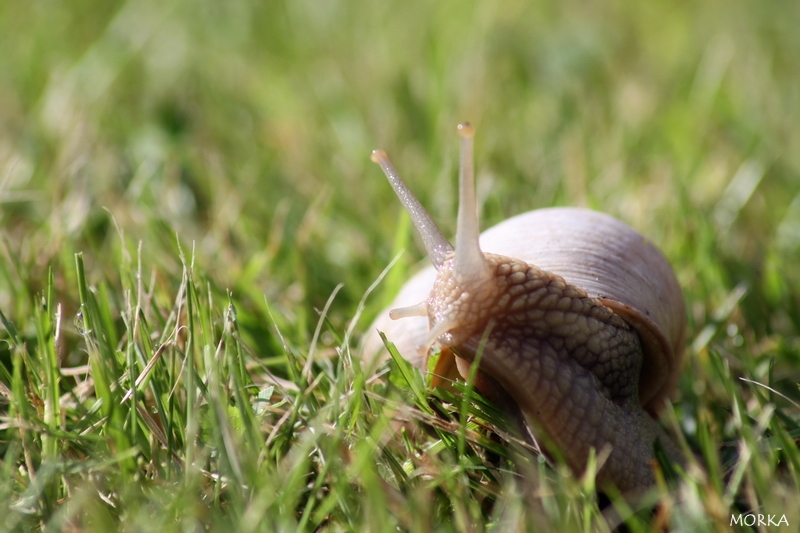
(1, 0), (800, 531)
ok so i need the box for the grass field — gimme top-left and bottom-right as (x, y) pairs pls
(2, 0), (800, 531)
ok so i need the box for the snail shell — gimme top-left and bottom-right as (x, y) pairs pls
(365, 208), (686, 415)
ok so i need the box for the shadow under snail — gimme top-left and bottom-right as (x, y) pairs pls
(363, 123), (687, 494)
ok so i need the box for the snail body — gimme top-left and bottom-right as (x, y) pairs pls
(365, 124), (686, 494)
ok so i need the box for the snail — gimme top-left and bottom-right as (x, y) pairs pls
(363, 123), (687, 494)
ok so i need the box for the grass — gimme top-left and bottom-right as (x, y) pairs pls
(1, 0), (800, 530)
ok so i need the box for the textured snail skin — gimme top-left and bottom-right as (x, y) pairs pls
(426, 253), (681, 492)
(365, 126), (686, 494)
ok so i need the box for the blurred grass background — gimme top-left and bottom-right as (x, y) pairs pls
(2, 0), (800, 331)
(1, 0), (800, 530)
